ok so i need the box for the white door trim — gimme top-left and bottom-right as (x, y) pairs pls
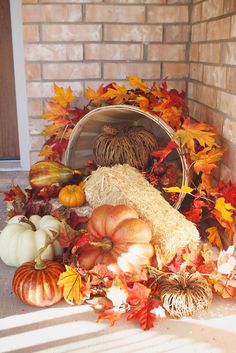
(3, 0), (30, 171)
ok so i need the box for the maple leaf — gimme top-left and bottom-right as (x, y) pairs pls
(68, 211), (89, 230)
(163, 186), (194, 193)
(71, 232), (92, 254)
(191, 147), (224, 174)
(102, 83), (129, 104)
(127, 76), (147, 93)
(42, 103), (69, 122)
(206, 226), (223, 251)
(136, 95), (150, 109)
(214, 277), (236, 298)
(52, 84), (76, 108)
(58, 221), (78, 248)
(214, 197), (235, 223)
(151, 141), (178, 168)
(173, 118), (218, 152)
(127, 298), (160, 331)
(58, 265), (85, 305)
(89, 264), (115, 286)
(127, 283), (151, 306)
(84, 85), (104, 105)
(217, 180), (236, 212)
(97, 308), (125, 326)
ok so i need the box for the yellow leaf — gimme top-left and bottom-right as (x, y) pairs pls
(127, 76), (147, 93)
(173, 118), (218, 152)
(136, 95), (150, 109)
(102, 83), (129, 104)
(214, 197), (235, 223)
(39, 146), (55, 158)
(41, 123), (66, 137)
(163, 186), (194, 193)
(191, 147), (224, 174)
(52, 84), (76, 108)
(58, 265), (84, 305)
(84, 85), (104, 104)
(206, 226), (223, 250)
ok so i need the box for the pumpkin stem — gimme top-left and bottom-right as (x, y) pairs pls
(90, 237), (112, 251)
(34, 231), (59, 270)
(19, 217), (37, 232)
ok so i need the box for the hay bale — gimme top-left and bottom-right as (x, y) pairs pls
(84, 164), (199, 267)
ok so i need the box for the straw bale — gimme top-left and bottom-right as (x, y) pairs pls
(84, 164), (199, 267)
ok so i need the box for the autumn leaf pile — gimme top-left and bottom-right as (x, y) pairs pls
(1, 76), (236, 330)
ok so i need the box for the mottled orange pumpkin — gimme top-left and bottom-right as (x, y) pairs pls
(59, 184), (86, 207)
(78, 204), (154, 272)
(12, 260), (64, 307)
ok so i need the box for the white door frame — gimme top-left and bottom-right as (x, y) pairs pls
(1, 0), (30, 171)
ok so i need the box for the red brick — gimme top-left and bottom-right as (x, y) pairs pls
(232, 15), (236, 38)
(226, 67), (236, 93)
(29, 118), (46, 135)
(24, 44), (83, 61)
(222, 140), (236, 174)
(104, 24), (163, 42)
(202, 0), (224, 20)
(217, 91), (236, 118)
(85, 5), (145, 23)
(203, 65), (227, 89)
(189, 43), (199, 62)
(25, 63), (41, 81)
(220, 164), (236, 183)
(43, 63), (101, 80)
(221, 42), (236, 65)
(198, 85), (217, 109)
(223, 0), (236, 14)
(191, 3), (201, 23)
(191, 23), (207, 42)
(199, 43), (221, 63)
(42, 24), (102, 42)
(148, 5), (188, 23)
(189, 63), (203, 81)
(103, 63), (161, 79)
(23, 25), (39, 42)
(28, 100), (43, 116)
(162, 63), (189, 78)
(223, 118), (236, 144)
(148, 44), (186, 61)
(85, 44), (143, 61)
(27, 82), (84, 98)
(22, 4), (82, 22)
(207, 17), (230, 40)
(165, 25), (190, 42)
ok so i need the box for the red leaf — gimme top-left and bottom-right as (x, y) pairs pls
(127, 298), (160, 331)
(89, 264), (115, 286)
(71, 232), (92, 253)
(97, 308), (124, 326)
(127, 283), (151, 306)
(217, 180), (236, 213)
(151, 141), (178, 169)
(58, 221), (78, 248)
(68, 211), (89, 230)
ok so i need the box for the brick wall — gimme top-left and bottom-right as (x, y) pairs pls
(22, 0), (190, 165)
(188, 0), (236, 182)
(22, 0), (236, 183)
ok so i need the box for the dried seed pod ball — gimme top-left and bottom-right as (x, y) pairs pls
(158, 271), (213, 318)
(94, 125), (158, 170)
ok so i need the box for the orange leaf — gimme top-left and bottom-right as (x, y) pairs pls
(127, 283), (151, 306)
(52, 84), (76, 108)
(102, 83), (129, 104)
(191, 147), (224, 174)
(97, 308), (125, 326)
(84, 85), (104, 105)
(127, 76), (147, 93)
(136, 95), (150, 109)
(173, 118), (218, 152)
(206, 226), (223, 250)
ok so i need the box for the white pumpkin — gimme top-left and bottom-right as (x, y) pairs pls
(0, 215), (63, 267)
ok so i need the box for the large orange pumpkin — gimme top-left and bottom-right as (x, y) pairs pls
(78, 205), (154, 272)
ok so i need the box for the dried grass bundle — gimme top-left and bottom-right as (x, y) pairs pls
(155, 271), (213, 318)
(84, 164), (199, 267)
(94, 125), (158, 169)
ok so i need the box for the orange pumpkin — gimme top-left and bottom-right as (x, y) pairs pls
(78, 204), (154, 272)
(12, 260), (64, 307)
(59, 184), (86, 207)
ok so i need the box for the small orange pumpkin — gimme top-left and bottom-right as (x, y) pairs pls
(12, 260), (64, 307)
(59, 184), (86, 207)
(78, 204), (154, 273)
